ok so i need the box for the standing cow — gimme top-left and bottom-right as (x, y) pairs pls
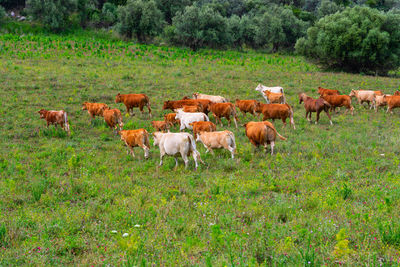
(255, 84), (286, 103)
(115, 93), (152, 117)
(38, 109), (70, 135)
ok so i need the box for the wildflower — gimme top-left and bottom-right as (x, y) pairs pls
(134, 224), (140, 228)
(122, 233), (129, 237)
(111, 230), (117, 234)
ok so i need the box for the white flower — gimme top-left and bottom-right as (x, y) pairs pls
(122, 233), (129, 237)
(134, 224), (141, 228)
(111, 230), (117, 234)
(380, 154), (385, 156)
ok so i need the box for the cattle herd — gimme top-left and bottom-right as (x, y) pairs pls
(37, 84), (400, 170)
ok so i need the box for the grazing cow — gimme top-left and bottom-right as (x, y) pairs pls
(255, 103), (295, 129)
(263, 91), (284, 104)
(321, 94), (354, 115)
(189, 121), (217, 139)
(299, 93), (332, 125)
(196, 131), (236, 159)
(151, 121), (171, 132)
(38, 109), (70, 134)
(384, 95), (400, 114)
(175, 109), (209, 131)
(235, 99), (258, 117)
(318, 87), (340, 97)
(102, 108), (124, 134)
(374, 95), (390, 112)
(119, 129), (150, 159)
(244, 121), (286, 155)
(178, 105), (202, 113)
(349, 90), (376, 109)
(193, 92), (228, 103)
(394, 91), (400, 96)
(209, 102), (238, 128)
(255, 84), (286, 103)
(163, 100), (202, 112)
(153, 132), (203, 170)
(164, 113), (180, 126)
(82, 102), (109, 120)
(115, 93), (152, 117)
(182, 97), (212, 114)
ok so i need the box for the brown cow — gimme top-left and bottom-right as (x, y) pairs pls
(235, 99), (258, 117)
(163, 100), (202, 112)
(119, 129), (150, 159)
(179, 105), (202, 113)
(151, 121), (171, 132)
(164, 113), (180, 126)
(256, 103), (295, 129)
(384, 95), (400, 114)
(115, 93), (152, 117)
(263, 91), (284, 104)
(82, 102), (109, 120)
(299, 93), (332, 125)
(182, 97), (212, 114)
(103, 108), (124, 134)
(189, 121), (217, 139)
(209, 102), (238, 128)
(374, 95), (390, 112)
(244, 121), (286, 155)
(321, 94), (354, 115)
(318, 87), (340, 97)
(38, 109), (70, 134)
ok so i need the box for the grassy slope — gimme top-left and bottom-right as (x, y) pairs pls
(1, 32), (400, 265)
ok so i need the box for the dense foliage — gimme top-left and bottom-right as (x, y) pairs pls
(295, 6), (400, 74)
(0, 5), (5, 22)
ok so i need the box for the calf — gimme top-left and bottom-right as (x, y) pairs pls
(209, 102), (238, 128)
(255, 84), (286, 103)
(374, 95), (390, 112)
(115, 93), (152, 117)
(318, 87), (340, 96)
(175, 109), (209, 131)
(119, 129), (150, 159)
(164, 113), (180, 126)
(263, 91), (284, 104)
(163, 100), (202, 112)
(255, 103), (295, 129)
(321, 94), (354, 115)
(102, 108), (124, 134)
(38, 109), (70, 134)
(235, 99), (258, 117)
(189, 121), (216, 139)
(151, 121), (171, 132)
(244, 121), (286, 155)
(82, 102), (109, 120)
(349, 90), (376, 109)
(153, 132), (203, 170)
(193, 92), (228, 103)
(196, 131), (236, 159)
(384, 95), (400, 114)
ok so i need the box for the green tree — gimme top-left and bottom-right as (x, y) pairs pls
(317, 0), (342, 18)
(101, 2), (117, 26)
(116, 0), (164, 41)
(0, 5), (5, 23)
(25, 0), (77, 32)
(296, 6), (400, 74)
(155, 0), (193, 24)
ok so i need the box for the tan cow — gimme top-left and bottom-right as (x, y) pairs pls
(244, 121), (286, 155)
(196, 130), (236, 159)
(102, 108), (124, 134)
(82, 102), (109, 120)
(349, 90), (376, 109)
(193, 92), (228, 103)
(119, 129), (150, 159)
(263, 91), (284, 104)
(374, 95), (390, 112)
(189, 121), (217, 139)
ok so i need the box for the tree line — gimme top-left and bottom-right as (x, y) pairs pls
(0, 0), (399, 74)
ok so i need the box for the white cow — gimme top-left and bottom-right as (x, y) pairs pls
(255, 84), (286, 103)
(175, 109), (209, 131)
(196, 130), (236, 159)
(193, 92), (228, 103)
(153, 132), (203, 170)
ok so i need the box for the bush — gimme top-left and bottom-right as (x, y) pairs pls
(169, 4), (230, 50)
(116, 0), (164, 42)
(317, 0), (342, 18)
(296, 6), (400, 75)
(76, 0), (99, 27)
(0, 5), (6, 23)
(25, 0), (77, 32)
(155, 0), (193, 24)
(101, 2), (117, 26)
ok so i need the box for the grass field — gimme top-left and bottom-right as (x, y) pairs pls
(1, 31), (400, 266)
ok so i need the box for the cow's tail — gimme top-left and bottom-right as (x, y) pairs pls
(63, 111), (70, 134)
(204, 114), (210, 121)
(145, 95), (152, 117)
(228, 131), (236, 153)
(267, 124), (287, 141)
(188, 135), (204, 165)
(286, 104), (295, 129)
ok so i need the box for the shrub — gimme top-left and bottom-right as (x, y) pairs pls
(116, 0), (164, 42)
(101, 2), (118, 26)
(169, 4), (230, 50)
(295, 6), (400, 75)
(76, 0), (99, 27)
(317, 0), (342, 18)
(155, 0), (193, 24)
(0, 5), (5, 23)
(25, 0), (77, 32)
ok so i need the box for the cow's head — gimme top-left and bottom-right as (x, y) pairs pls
(299, 93), (306, 104)
(349, 90), (357, 97)
(82, 102), (89, 110)
(115, 93), (122, 103)
(38, 109), (47, 118)
(255, 84), (263, 92)
(152, 132), (163, 146)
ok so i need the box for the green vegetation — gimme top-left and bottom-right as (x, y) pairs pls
(296, 6), (400, 75)
(1, 31), (400, 265)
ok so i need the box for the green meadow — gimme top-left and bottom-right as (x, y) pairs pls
(1, 31), (400, 265)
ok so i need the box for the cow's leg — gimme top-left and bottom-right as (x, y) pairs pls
(270, 141), (275, 155)
(233, 116), (238, 128)
(159, 153), (164, 167)
(226, 116), (231, 127)
(147, 104), (152, 118)
(282, 118), (287, 128)
(325, 109), (333, 125)
(174, 156), (179, 170)
(181, 152), (189, 169)
(316, 111), (320, 124)
(208, 147), (215, 155)
(217, 116), (223, 127)
(227, 145), (235, 159)
(306, 111), (310, 122)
